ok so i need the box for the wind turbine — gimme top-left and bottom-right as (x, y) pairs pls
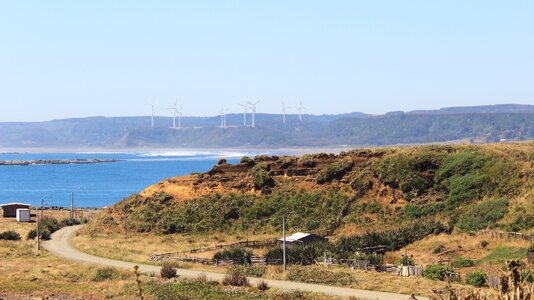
(247, 100), (260, 128)
(219, 108), (228, 128)
(281, 102), (291, 124)
(239, 103), (248, 126)
(297, 101), (306, 121)
(168, 101), (182, 129)
(149, 104), (154, 128)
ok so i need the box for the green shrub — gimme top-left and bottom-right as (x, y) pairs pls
(27, 228), (51, 240)
(213, 247), (252, 263)
(240, 156), (255, 166)
(507, 213), (534, 231)
(279, 156), (297, 168)
(298, 154), (315, 167)
(256, 280), (269, 292)
(423, 264), (456, 281)
(400, 255), (415, 266)
(349, 172), (373, 196)
(60, 218), (81, 226)
(160, 262), (177, 279)
(433, 244), (445, 254)
(457, 198), (508, 231)
(222, 269), (249, 286)
(227, 264), (266, 277)
(336, 221), (447, 256)
(251, 163), (274, 190)
(287, 265), (353, 285)
(41, 217), (61, 232)
(465, 270), (487, 287)
(317, 157), (353, 184)
(0, 230), (21, 241)
(452, 256), (474, 268)
(446, 174), (489, 205)
(92, 267), (117, 282)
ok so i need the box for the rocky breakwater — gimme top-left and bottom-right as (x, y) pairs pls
(0, 158), (119, 166)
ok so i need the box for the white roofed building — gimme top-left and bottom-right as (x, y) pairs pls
(278, 232), (327, 247)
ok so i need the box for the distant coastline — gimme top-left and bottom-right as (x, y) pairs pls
(0, 158), (119, 166)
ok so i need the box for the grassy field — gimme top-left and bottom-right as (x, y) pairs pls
(0, 212), (341, 299)
(74, 228), (485, 296)
(0, 211), (138, 299)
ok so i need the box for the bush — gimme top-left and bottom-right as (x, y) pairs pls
(317, 157), (353, 184)
(240, 156), (255, 166)
(213, 247), (252, 263)
(60, 218), (81, 227)
(256, 280), (269, 292)
(251, 163), (274, 190)
(423, 264), (456, 281)
(287, 265), (353, 285)
(350, 172), (373, 196)
(160, 262), (177, 279)
(298, 154), (315, 167)
(222, 269), (249, 286)
(433, 244), (445, 254)
(457, 198), (508, 231)
(227, 264), (266, 277)
(452, 256), (474, 268)
(92, 267), (117, 282)
(400, 255), (415, 266)
(465, 270), (487, 287)
(27, 228), (51, 240)
(40, 217), (61, 233)
(480, 240), (489, 249)
(0, 230), (21, 241)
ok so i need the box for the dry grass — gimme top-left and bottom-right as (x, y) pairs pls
(390, 231), (531, 274)
(0, 213), (136, 299)
(74, 229), (279, 262)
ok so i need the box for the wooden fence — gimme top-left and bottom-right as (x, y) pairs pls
(477, 229), (533, 241)
(151, 239), (277, 261)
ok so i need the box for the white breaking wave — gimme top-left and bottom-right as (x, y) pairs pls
(137, 150), (258, 158)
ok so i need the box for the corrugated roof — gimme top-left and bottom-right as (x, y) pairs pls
(0, 203), (32, 207)
(279, 232), (311, 242)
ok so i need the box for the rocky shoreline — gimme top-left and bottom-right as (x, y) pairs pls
(0, 158), (119, 166)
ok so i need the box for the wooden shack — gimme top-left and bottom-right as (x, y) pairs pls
(278, 232), (327, 247)
(1, 203), (31, 218)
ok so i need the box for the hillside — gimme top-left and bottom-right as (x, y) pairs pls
(89, 142), (534, 239)
(2, 104), (534, 148)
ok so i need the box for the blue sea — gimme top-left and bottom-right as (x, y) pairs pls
(0, 150), (282, 208)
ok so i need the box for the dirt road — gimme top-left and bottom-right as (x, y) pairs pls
(44, 225), (427, 300)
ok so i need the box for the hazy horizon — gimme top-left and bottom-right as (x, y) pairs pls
(2, 1), (533, 122)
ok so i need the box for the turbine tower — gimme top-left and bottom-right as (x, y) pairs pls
(168, 101), (181, 129)
(247, 100), (260, 128)
(297, 101), (306, 121)
(219, 108), (228, 128)
(281, 102), (291, 124)
(239, 103), (248, 126)
(149, 104), (154, 128)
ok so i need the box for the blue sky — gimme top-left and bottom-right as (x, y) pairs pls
(1, 1), (533, 121)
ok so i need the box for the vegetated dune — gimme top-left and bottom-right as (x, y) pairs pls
(88, 142), (534, 239)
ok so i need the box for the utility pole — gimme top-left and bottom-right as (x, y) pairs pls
(282, 215), (287, 271)
(123, 199), (128, 239)
(70, 192), (74, 221)
(40, 199), (44, 220)
(36, 208), (39, 255)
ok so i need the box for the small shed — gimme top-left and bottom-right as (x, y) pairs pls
(16, 209), (31, 222)
(1, 203), (31, 218)
(278, 232), (327, 247)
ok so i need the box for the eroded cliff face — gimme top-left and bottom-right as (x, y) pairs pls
(137, 150), (390, 202)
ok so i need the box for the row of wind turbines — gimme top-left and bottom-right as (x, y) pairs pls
(149, 101), (307, 129)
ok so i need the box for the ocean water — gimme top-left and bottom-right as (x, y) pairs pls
(0, 150), (275, 208)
